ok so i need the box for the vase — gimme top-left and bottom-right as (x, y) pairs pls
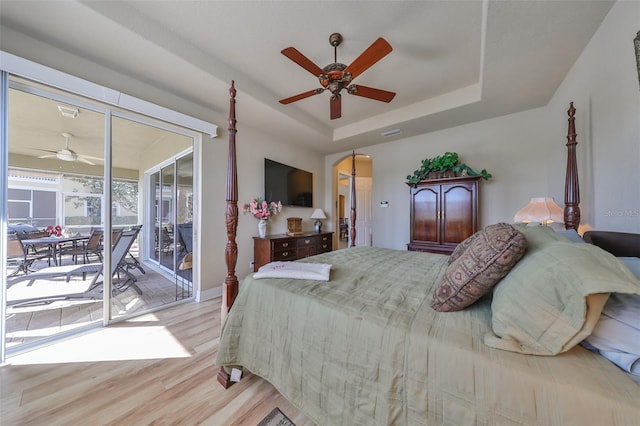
(258, 219), (267, 238)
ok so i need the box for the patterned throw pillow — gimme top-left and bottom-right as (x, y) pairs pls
(448, 231), (480, 264)
(431, 223), (527, 312)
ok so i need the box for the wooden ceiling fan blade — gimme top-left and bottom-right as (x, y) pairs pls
(344, 37), (393, 80)
(281, 47), (325, 77)
(330, 95), (342, 120)
(347, 84), (396, 103)
(279, 88), (324, 104)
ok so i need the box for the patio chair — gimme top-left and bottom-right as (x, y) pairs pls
(119, 225), (145, 275)
(19, 230), (54, 266)
(155, 226), (173, 254)
(6, 226), (144, 306)
(177, 222), (193, 256)
(6, 233), (51, 276)
(61, 229), (104, 264)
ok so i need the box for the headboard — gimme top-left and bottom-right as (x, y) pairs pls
(583, 231), (640, 258)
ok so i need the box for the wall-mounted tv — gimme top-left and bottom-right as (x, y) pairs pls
(265, 158), (313, 207)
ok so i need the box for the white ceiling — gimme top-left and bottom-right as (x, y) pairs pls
(0, 1), (614, 156)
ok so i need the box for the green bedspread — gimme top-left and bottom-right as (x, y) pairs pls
(216, 246), (640, 425)
(216, 247), (448, 425)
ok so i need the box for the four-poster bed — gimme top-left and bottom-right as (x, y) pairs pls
(216, 84), (640, 423)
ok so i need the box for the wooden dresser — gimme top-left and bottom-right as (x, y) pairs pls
(407, 176), (480, 254)
(253, 232), (333, 271)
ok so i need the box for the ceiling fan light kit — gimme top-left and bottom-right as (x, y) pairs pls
(280, 33), (396, 120)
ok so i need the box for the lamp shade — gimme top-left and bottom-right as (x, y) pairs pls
(310, 209), (327, 220)
(514, 197), (564, 224)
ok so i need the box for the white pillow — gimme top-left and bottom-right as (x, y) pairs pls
(619, 257), (640, 279)
(583, 292), (640, 375)
(581, 257), (640, 376)
(253, 261), (332, 281)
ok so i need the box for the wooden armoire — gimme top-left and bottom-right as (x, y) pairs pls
(407, 175), (480, 254)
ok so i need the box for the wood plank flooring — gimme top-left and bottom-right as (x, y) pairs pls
(1, 297), (314, 426)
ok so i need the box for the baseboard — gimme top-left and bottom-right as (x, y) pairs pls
(196, 278), (244, 302)
(196, 286), (221, 302)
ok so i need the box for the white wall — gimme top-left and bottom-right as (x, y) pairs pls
(544, 0), (640, 233)
(199, 122), (326, 296)
(326, 0), (640, 249)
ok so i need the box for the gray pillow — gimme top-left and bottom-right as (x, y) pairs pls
(556, 228), (586, 243)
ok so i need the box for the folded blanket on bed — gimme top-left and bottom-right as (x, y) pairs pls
(253, 261), (332, 281)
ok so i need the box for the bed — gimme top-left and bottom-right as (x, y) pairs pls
(216, 86), (640, 424)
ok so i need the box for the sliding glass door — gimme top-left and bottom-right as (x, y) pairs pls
(146, 153), (193, 298)
(3, 77), (198, 354)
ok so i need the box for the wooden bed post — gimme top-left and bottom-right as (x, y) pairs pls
(564, 102), (580, 231)
(349, 150), (357, 247)
(218, 81), (239, 389)
(222, 81), (239, 323)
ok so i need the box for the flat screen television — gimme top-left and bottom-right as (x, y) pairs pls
(264, 158), (313, 207)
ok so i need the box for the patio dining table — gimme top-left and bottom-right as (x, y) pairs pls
(22, 234), (91, 267)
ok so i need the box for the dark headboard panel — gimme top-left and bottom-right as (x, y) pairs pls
(583, 231), (640, 258)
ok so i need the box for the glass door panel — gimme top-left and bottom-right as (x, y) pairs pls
(111, 116), (193, 319)
(176, 154), (193, 297)
(5, 86), (105, 351)
(150, 171), (160, 263)
(159, 164), (175, 273)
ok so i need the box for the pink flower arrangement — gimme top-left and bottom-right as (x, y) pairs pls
(46, 225), (63, 237)
(242, 197), (282, 221)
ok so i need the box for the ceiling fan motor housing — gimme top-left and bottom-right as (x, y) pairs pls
(321, 63), (351, 94)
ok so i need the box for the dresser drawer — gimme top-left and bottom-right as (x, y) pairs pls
(317, 240), (331, 253)
(272, 239), (295, 251)
(272, 249), (297, 261)
(296, 236), (318, 247)
(318, 234), (332, 247)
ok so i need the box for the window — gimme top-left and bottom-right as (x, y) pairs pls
(7, 188), (56, 227)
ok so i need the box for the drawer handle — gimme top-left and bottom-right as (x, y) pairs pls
(304, 239), (311, 244)
(322, 237), (328, 241)
(282, 251), (288, 256)
(322, 244), (327, 248)
(282, 243), (289, 248)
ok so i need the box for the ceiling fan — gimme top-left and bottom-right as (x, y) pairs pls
(36, 132), (102, 166)
(279, 33), (396, 120)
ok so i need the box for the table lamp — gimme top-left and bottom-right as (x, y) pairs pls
(310, 209), (327, 233)
(514, 197), (564, 226)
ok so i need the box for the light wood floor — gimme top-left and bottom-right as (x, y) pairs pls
(1, 297), (314, 426)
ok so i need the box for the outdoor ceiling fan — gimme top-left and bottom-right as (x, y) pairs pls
(36, 132), (102, 166)
(279, 33), (396, 120)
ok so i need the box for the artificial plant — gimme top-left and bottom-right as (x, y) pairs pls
(406, 152), (492, 184)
